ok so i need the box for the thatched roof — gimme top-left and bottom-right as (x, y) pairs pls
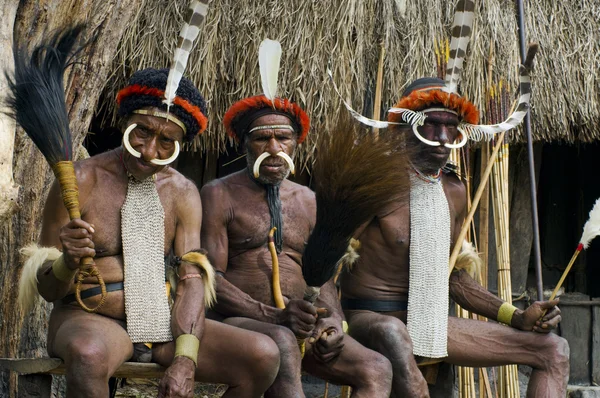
(99, 0), (600, 167)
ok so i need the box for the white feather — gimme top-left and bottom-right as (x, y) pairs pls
(259, 39), (282, 101)
(581, 198), (600, 249)
(18, 244), (61, 312)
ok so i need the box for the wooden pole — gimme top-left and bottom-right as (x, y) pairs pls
(372, 43), (386, 139)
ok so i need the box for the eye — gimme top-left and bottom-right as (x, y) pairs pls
(136, 127), (151, 138)
(161, 136), (175, 144)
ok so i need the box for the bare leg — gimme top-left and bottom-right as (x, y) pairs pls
(446, 317), (569, 398)
(302, 334), (392, 398)
(222, 317), (304, 398)
(153, 318), (280, 398)
(345, 309), (429, 398)
(47, 305), (134, 398)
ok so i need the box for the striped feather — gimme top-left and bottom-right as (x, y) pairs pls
(460, 44), (538, 141)
(443, 0), (475, 93)
(163, 0), (209, 110)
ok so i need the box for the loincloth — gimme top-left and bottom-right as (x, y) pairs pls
(341, 298), (407, 312)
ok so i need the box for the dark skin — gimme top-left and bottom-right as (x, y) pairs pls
(340, 111), (569, 398)
(202, 114), (392, 398)
(37, 107), (279, 398)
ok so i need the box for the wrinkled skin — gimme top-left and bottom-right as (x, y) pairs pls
(37, 108), (279, 398)
(201, 114), (393, 397)
(340, 111), (569, 398)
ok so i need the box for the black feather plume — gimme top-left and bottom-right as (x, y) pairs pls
(4, 25), (86, 164)
(302, 119), (413, 287)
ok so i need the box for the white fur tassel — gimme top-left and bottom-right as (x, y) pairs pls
(581, 198), (600, 249)
(454, 240), (482, 280)
(18, 244), (61, 312)
(163, 0), (209, 111)
(258, 39), (282, 101)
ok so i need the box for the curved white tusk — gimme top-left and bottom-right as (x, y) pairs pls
(276, 152), (295, 175)
(444, 130), (468, 149)
(253, 152), (271, 178)
(122, 124), (141, 158)
(150, 141), (180, 166)
(411, 123), (441, 147)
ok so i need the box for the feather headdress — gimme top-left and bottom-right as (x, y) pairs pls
(329, 0), (534, 145)
(259, 39), (282, 102)
(163, 0), (209, 112)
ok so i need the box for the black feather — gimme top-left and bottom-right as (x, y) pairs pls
(302, 119), (413, 287)
(4, 25), (86, 164)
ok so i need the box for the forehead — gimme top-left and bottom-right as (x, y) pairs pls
(249, 113), (294, 130)
(424, 110), (459, 124)
(128, 107), (184, 139)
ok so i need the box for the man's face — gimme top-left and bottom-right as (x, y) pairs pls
(406, 110), (460, 172)
(122, 107), (184, 180)
(245, 114), (298, 185)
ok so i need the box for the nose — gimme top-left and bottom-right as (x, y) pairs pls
(437, 125), (450, 146)
(140, 137), (158, 162)
(266, 137), (281, 157)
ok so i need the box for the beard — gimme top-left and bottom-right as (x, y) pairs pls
(246, 150), (294, 185)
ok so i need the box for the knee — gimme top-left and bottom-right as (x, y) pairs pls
(266, 325), (300, 354)
(370, 318), (413, 353)
(246, 334), (281, 385)
(65, 339), (110, 381)
(545, 335), (570, 371)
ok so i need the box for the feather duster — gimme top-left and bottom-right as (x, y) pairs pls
(302, 117), (412, 288)
(259, 39), (282, 101)
(550, 196), (600, 301)
(580, 198), (600, 249)
(444, 0), (475, 93)
(163, 0), (209, 111)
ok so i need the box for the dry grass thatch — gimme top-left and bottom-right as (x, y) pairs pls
(98, 0), (600, 168)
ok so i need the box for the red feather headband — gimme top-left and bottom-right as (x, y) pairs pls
(116, 84), (208, 135)
(388, 89), (479, 125)
(223, 95), (310, 144)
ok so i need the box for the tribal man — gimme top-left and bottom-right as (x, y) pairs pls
(200, 91), (393, 397)
(339, 76), (570, 397)
(19, 64), (279, 397)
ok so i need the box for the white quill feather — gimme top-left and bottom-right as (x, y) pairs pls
(580, 198), (600, 249)
(259, 39), (282, 101)
(163, 0), (209, 112)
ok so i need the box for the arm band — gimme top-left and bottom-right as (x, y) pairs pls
(174, 334), (200, 367)
(497, 302), (518, 325)
(51, 255), (77, 283)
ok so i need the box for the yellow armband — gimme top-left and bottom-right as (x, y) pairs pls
(51, 255), (76, 283)
(497, 302), (518, 325)
(174, 334), (200, 367)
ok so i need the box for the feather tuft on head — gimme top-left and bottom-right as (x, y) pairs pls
(581, 198), (600, 249)
(163, 0), (209, 112)
(258, 39), (282, 102)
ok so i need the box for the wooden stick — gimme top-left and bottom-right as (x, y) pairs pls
(550, 247), (582, 301)
(372, 43), (386, 139)
(449, 132), (506, 276)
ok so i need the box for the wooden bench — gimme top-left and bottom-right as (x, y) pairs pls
(0, 358), (166, 398)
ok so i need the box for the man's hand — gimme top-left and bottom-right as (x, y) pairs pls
(512, 299), (561, 333)
(308, 317), (344, 363)
(277, 299), (318, 338)
(59, 219), (96, 270)
(157, 356), (196, 398)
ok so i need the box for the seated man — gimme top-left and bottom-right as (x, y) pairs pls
(21, 67), (279, 398)
(201, 93), (392, 397)
(339, 77), (570, 397)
